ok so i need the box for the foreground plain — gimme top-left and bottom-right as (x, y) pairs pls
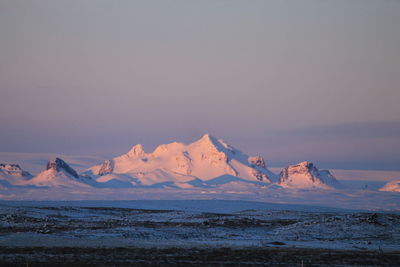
(1, 246), (400, 266)
(0, 200), (399, 266)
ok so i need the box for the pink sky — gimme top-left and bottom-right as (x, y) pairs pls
(0, 0), (399, 170)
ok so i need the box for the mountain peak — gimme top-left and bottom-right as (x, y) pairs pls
(285, 161), (313, 171)
(200, 133), (211, 139)
(89, 134), (277, 184)
(285, 161), (316, 173)
(152, 142), (184, 156)
(278, 161), (339, 189)
(201, 133), (219, 143)
(127, 144), (145, 157)
(193, 133), (220, 149)
(0, 163), (32, 178)
(46, 157), (79, 178)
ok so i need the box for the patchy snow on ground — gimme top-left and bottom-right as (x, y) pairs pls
(0, 200), (398, 251)
(0, 184), (399, 211)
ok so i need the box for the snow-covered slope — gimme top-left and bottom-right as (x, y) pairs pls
(87, 134), (276, 187)
(0, 163), (33, 186)
(27, 158), (93, 188)
(0, 152), (106, 175)
(277, 161), (340, 189)
(379, 179), (400, 192)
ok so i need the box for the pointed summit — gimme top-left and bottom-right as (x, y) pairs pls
(127, 144), (145, 157)
(46, 157), (79, 178)
(27, 157), (91, 187)
(200, 133), (212, 140)
(192, 133), (220, 151)
(198, 133), (217, 143)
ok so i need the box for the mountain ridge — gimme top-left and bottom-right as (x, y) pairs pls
(1, 134), (341, 190)
(86, 134), (277, 186)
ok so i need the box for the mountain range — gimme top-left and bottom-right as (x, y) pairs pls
(0, 134), (349, 190)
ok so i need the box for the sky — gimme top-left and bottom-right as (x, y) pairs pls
(0, 0), (400, 170)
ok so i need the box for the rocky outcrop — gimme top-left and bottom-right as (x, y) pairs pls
(278, 161), (339, 189)
(248, 156), (266, 169)
(98, 160), (114, 176)
(0, 163), (32, 178)
(46, 158), (79, 178)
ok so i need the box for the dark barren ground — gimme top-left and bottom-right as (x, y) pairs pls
(0, 246), (400, 266)
(0, 204), (399, 266)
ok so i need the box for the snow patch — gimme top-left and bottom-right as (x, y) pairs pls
(380, 179), (400, 192)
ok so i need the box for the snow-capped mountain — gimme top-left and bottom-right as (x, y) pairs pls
(0, 137), (344, 191)
(27, 158), (92, 187)
(277, 161), (340, 189)
(87, 134), (276, 187)
(379, 179), (400, 192)
(0, 163), (33, 186)
(0, 135), (399, 211)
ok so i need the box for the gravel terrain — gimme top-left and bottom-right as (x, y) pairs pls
(0, 204), (399, 266)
